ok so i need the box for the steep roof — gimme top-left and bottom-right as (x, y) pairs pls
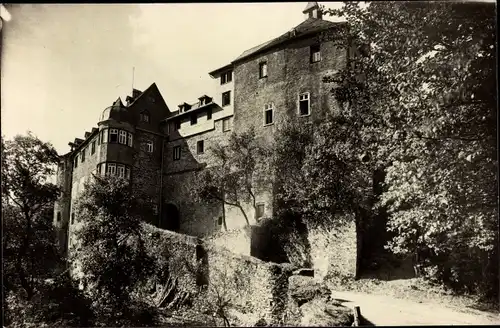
(303, 2), (319, 13)
(232, 18), (343, 63)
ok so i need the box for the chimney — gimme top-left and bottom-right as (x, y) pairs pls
(303, 2), (322, 20)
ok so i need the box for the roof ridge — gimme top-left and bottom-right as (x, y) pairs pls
(233, 18), (341, 63)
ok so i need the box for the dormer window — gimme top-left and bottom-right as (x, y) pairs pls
(178, 103), (192, 113)
(140, 111), (150, 123)
(199, 96), (212, 107)
(220, 70), (233, 85)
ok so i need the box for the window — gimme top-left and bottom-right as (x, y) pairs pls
(217, 217), (223, 226)
(146, 141), (154, 153)
(173, 146), (181, 160)
(119, 130), (127, 144)
(140, 111), (150, 123)
(81, 148), (86, 163)
(256, 203), (265, 220)
(106, 163), (116, 176)
(197, 140), (204, 154)
(74, 156), (78, 168)
(97, 132), (101, 145)
(91, 140), (96, 155)
(222, 117), (232, 132)
(220, 70), (232, 84)
(191, 114), (198, 125)
(259, 62), (268, 78)
(298, 93), (311, 116)
(153, 205), (158, 215)
(174, 120), (181, 131)
(117, 164), (125, 178)
(57, 212), (61, 222)
(222, 91), (231, 107)
(125, 167), (131, 180)
(101, 128), (109, 144)
(264, 103), (274, 125)
(71, 213), (75, 225)
(127, 132), (133, 147)
(310, 44), (321, 63)
(109, 129), (118, 143)
(207, 108), (212, 120)
(96, 163), (101, 175)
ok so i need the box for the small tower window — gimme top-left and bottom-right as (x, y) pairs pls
(173, 146), (181, 160)
(264, 103), (274, 126)
(119, 130), (127, 144)
(57, 212), (61, 222)
(91, 140), (96, 155)
(147, 141), (154, 153)
(197, 140), (204, 154)
(221, 70), (233, 84)
(222, 91), (231, 107)
(310, 44), (321, 63)
(223, 117), (232, 132)
(106, 163), (116, 176)
(259, 62), (268, 78)
(140, 111), (150, 123)
(256, 203), (265, 220)
(298, 93), (311, 116)
(81, 148), (86, 163)
(117, 164), (125, 178)
(127, 133), (133, 147)
(109, 129), (118, 143)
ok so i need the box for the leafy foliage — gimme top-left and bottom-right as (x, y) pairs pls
(323, 1), (497, 297)
(2, 133), (93, 327)
(2, 133), (61, 301)
(191, 127), (271, 227)
(72, 175), (160, 326)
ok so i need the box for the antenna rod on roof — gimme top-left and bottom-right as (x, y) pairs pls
(132, 66), (135, 93)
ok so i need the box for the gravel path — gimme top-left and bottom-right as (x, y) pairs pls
(331, 290), (500, 326)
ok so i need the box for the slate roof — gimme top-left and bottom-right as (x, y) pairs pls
(232, 18), (343, 63)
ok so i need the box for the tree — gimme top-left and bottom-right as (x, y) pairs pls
(324, 1), (497, 297)
(191, 127), (271, 228)
(71, 175), (159, 326)
(2, 132), (61, 300)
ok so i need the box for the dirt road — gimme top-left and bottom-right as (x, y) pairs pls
(331, 290), (500, 326)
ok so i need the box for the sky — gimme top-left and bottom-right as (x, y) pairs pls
(1, 2), (343, 155)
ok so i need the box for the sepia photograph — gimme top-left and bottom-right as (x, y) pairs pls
(1, 1), (498, 326)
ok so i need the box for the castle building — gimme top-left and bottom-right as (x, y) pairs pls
(53, 2), (357, 255)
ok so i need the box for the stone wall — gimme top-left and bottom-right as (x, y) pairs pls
(204, 243), (294, 325)
(203, 227), (252, 256)
(144, 224), (294, 325)
(143, 224), (203, 294)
